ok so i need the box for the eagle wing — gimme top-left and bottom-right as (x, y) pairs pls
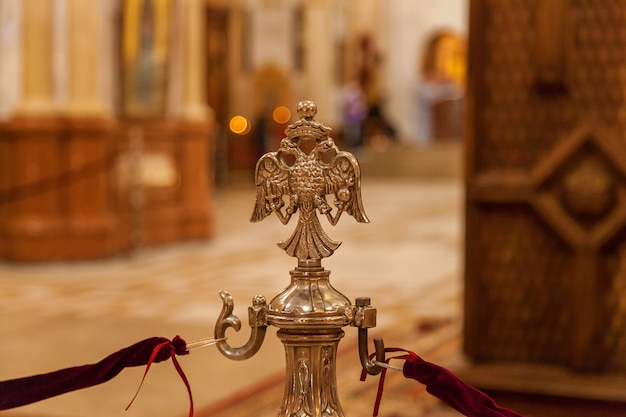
(251, 152), (290, 222)
(325, 151), (369, 223)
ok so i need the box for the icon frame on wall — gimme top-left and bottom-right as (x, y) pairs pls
(121, 0), (171, 119)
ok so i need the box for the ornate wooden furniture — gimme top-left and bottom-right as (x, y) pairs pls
(0, 118), (213, 261)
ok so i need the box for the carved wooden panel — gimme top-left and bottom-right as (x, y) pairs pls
(465, 0), (626, 372)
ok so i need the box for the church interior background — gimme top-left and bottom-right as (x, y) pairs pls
(1, 1), (625, 416)
(0, 0), (466, 261)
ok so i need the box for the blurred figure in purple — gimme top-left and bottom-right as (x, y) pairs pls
(341, 80), (368, 150)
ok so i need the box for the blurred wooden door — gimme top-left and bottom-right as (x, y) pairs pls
(464, 0), (626, 373)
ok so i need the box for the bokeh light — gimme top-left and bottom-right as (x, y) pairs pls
(272, 106), (291, 124)
(229, 115), (251, 135)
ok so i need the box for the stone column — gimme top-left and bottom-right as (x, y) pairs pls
(303, 0), (336, 125)
(64, 0), (108, 117)
(167, 0), (183, 119)
(0, 0), (21, 119)
(0, 0), (63, 260)
(1, 0), (121, 260)
(14, 0), (55, 115)
(178, 0), (213, 239)
(62, 0), (119, 258)
(181, 0), (210, 121)
(0, 1), (20, 257)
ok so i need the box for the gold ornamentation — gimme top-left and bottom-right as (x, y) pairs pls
(251, 101), (369, 261)
(214, 102), (387, 417)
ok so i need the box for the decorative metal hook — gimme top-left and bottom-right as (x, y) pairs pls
(214, 290), (268, 361)
(354, 297), (386, 375)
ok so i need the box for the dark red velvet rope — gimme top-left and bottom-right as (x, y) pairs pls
(0, 336), (193, 416)
(2, 338), (525, 417)
(360, 347), (525, 417)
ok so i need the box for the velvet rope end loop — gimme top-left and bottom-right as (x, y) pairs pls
(126, 337), (194, 417)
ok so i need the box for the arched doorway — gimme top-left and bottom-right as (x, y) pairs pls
(416, 30), (466, 142)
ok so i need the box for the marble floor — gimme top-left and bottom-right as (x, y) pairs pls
(0, 173), (463, 417)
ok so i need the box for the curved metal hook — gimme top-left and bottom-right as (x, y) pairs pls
(354, 297), (386, 375)
(359, 330), (386, 375)
(214, 290), (268, 361)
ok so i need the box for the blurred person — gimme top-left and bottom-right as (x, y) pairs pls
(341, 80), (368, 150)
(362, 98), (397, 151)
(253, 109), (271, 159)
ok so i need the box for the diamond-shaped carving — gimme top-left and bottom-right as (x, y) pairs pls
(560, 152), (616, 221)
(530, 120), (626, 250)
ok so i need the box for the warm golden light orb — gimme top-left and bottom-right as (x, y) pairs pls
(229, 115), (250, 135)
(272, 106), (291, 124)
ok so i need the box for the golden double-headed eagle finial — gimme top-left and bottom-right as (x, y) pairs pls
(251, 101), (369, 261)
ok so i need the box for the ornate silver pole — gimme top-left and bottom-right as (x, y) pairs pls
(214, 101), (385, 417)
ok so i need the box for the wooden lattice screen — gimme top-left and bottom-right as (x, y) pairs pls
(464, 0), (626, 372)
